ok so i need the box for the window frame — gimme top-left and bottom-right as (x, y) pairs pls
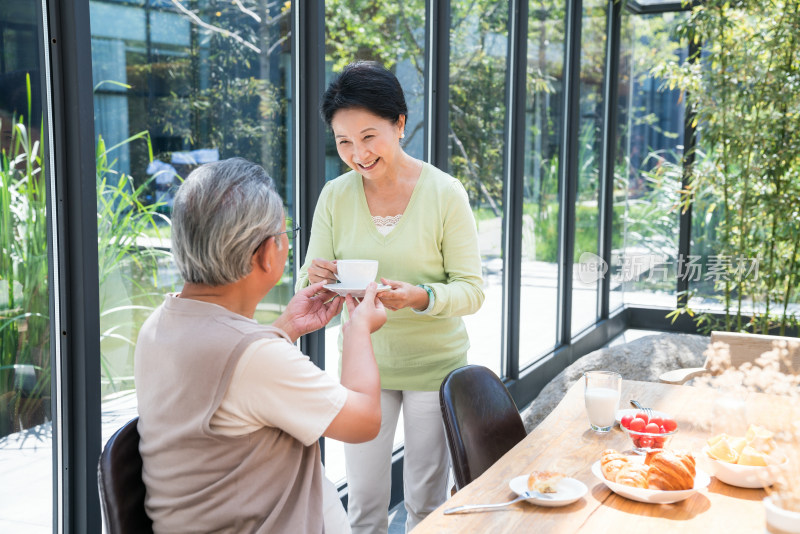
(36, 0), (720, 530)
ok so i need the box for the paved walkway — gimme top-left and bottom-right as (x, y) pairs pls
(0, 391), (139, 533)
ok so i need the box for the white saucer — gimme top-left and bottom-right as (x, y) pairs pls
(508, 475), (588, 507)
(323, 283), (391, 298)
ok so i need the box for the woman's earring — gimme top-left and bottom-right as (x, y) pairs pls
(400, 132), (405, 139)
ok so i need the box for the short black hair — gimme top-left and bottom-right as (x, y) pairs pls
(320, 61), (408, 127)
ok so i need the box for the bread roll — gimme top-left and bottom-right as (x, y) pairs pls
(646, 450), (696, 491)
(615, 463), (650, 489)
(601, 448), (627, 463)
(601, 449), (629, 481)
(527, 470), (565, 493)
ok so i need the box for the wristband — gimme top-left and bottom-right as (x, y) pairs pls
(414, 284), (435, 314)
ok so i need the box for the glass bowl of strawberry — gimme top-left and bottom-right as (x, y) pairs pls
(619, 411), (678, 454)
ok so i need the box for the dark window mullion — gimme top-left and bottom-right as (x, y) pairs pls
(557, 0), (583, 348)
(501, 0), (528, 381)
(678, 37), (700, 308)
(294, 0), (327, 464)
(46, 0), (102, 531)
(294, 0), (326, 369)
(597, 0), (622, 320)
(424, 0), (450, 169)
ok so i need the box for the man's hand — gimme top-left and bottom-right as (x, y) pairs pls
(273, 281), (343, 342)
(344, 282), (387, 334)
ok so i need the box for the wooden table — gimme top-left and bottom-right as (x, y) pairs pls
(414, 379), (798, 533)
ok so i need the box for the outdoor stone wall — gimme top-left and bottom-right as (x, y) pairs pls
(521, 333), (709, 432)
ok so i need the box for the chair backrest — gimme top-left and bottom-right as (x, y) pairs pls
(710, 331), (800, 373)
(98, 417), (153, 534)
(439, 365), (527, 491)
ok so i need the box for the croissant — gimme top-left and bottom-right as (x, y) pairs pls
(601, 449), (629, 481)
(645, 450), (696, 491)
(615, 463), (650, 489)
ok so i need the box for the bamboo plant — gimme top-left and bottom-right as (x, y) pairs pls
(658, 0), (800, 334)
(0, 75), (49, 435)
(1, 74), (175, 435)
(95, 132), (174, 394)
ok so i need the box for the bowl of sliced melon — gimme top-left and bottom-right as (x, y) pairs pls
(701, 424), (788, 489)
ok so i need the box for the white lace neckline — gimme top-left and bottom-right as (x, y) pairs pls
(373, 214), (402, 235)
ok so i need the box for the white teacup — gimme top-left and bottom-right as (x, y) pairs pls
(336, 260), (379, 287)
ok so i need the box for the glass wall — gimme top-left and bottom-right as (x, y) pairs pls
(570, 0), (607, 337)
(88, 0), (293, 447)
(323, 0), (427, 484)
(449, 0), (509, 377)
(519, 0), (565, 368)
(611, 10), (685, 310)
(0, 1), (51, 531)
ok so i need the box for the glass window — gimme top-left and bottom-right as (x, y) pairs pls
(449, 0), (508, 377)
(0, 3), (52, 531)
(519, 0), (566, 368)
(89, 0), (293, 448)
(611, 10), (685, 310)
(323, 0), (426, 484)
(570, 0), (607, 337)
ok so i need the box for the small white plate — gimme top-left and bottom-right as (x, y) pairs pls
(591, 456), (710, 504)
(323, 283), (391, 298)
(508, 475), (588, 507)
(699, 446), (787, 488)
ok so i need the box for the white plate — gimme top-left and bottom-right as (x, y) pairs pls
(508, 475), (588, 507)
(699, 446), (787, 489)
(323, 283), (391, 298)
(591, 456), (710, 504)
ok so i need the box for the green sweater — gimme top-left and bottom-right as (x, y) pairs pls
(297, 163), (485, 390)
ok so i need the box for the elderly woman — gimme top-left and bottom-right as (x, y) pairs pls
(135, 157), (386, 534)
(298, 62), (485, 533)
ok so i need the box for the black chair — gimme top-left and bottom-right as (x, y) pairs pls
(440, 365), (527, 491)
(98, 416), (154, 534)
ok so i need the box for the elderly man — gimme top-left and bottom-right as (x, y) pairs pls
(134, 157), (386, 533)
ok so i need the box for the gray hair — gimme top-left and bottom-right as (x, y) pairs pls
(171, 157), (284, 286)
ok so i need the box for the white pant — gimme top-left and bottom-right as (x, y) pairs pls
(323, 471), (351, 534)
(344, 389), (450, 534)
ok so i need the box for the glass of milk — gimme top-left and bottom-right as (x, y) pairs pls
(583, 371), (622, 433)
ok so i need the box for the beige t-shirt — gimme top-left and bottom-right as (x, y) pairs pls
(210, 338), (350, 533)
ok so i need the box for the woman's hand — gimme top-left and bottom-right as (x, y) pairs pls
(344, 282), (387, 334)
(273, 281), (343, 342)
(377, 278), (429, 312)
(308, 258), (339, 285)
